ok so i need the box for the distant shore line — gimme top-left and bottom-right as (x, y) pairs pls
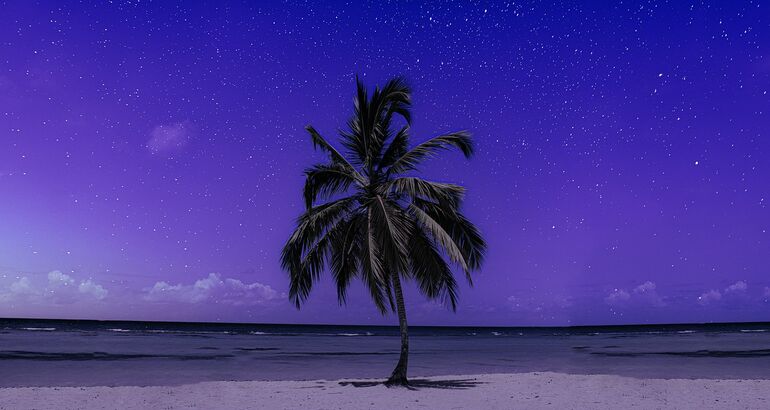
(3, 316), (770, 331)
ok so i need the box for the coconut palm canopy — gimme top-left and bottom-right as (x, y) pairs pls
(281, 77), (486, 384)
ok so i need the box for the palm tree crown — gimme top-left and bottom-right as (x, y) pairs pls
(281, 76), (486, 385)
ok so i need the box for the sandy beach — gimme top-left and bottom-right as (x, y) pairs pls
(1, 372), (767, 410)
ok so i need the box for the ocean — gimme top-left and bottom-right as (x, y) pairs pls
(1, 319), (769, 387)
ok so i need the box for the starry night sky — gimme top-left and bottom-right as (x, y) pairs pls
(1, 1), (768, 326)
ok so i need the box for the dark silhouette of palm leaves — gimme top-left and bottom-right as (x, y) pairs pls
(281, 76), (485, 315)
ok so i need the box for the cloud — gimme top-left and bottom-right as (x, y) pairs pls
(698, 281), (748, 306)
(147, 121), (193, 154)
(144, 273), (283, 306)
(634, 281), (656, 293)
(605, 281), (664, 307)
(78, 280), (108, 300)
(604, 289), (631, 305)
(220, 278), (281, 305)
(631, 281), (665, 307)
(698, 290), (722, 305)
(0, 271), (108, 303)
(9, 277), (35, 295)
(146, 281), (202, 303)
(48, 270), (75, 286)
(724, 281), (747, 293)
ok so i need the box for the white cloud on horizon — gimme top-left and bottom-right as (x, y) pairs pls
(605, 281), (665, 307)
(698, 289), (722, 305)
(79, 280), (108, 300)
(725, 280), (747, 293)
(144, 273), (283, 306)
(634, 281), (655, 293)
(48, 270), (75, 286)
(604, 289), (631, 305)
(698, 281), (748, 306)
(0, 271), (108, 304)
(9, 277), (35, 296)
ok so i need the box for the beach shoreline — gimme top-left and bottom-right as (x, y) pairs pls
(1, 372), (766, 410)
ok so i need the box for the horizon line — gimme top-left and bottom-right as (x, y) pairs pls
(2, 316), (769, 330)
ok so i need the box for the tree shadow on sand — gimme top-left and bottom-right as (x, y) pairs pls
(339, 378), (483, 390)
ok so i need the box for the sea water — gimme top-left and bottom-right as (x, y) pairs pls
(1, 319), (769, 387)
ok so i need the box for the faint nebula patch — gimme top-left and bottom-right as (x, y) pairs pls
(147, 121), (194, 154)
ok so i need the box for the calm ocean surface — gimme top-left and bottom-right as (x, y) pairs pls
(1, 319), (769, 387)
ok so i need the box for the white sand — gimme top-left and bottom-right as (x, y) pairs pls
(1, 372), (767, 410)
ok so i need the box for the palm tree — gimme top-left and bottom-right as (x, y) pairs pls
(281, 76), (486, 386)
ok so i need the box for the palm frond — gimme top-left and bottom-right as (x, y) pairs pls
(281, 198), (355, 307)
(305, 125), (363, 178)
(387, 177), (465, 207)
(409, 226), (459, 311)
(329, 214), (363, 305)
(338, 77), (370, 166)
(371, 196), (411, 275)
(303, 163), (362, 209)
(387, 131), (474, 175)
(359, 206), (391, 313)
(368, 78), (412, 165)
(373, 76), (411, 127)
(378, 125), (410, 171)
(340, 77), (413, 169)
(408, 203), (468, 273)
(284, 225), (333, 308)
(414, 198), (486, 275)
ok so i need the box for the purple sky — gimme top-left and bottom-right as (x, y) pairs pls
(1, 1), (768, 326)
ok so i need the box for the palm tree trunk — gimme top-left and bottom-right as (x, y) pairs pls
(386, 272), (409, 386)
